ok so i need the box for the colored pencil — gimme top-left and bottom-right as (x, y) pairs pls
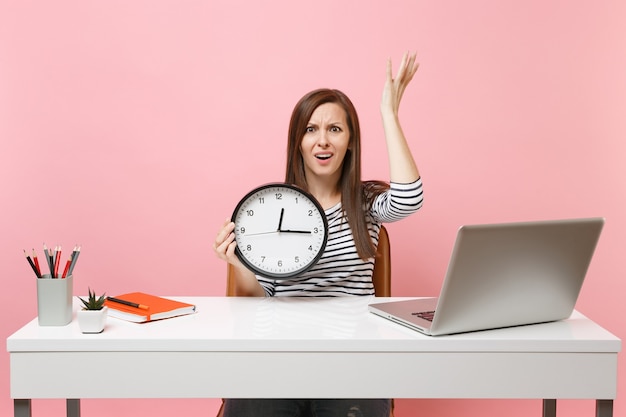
(24, 250), (42, 278)
(68, 245), (81, 276)
(106, 297), (150, 310)
(61, 259), (72, 278)
(31, 249), (41, 277)
(43, 243), (54, 276)
(53, 246), (61, 278)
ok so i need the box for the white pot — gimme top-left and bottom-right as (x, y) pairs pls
(77, 306), (108, 333)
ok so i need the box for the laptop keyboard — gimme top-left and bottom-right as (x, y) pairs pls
(412, 310), (435, 322)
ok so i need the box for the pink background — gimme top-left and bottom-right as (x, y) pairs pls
(1, 1), (624, 416)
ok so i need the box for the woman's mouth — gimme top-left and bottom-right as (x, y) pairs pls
(315, 153), (332, 160)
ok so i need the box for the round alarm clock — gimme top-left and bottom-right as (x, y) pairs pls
(231, 183), (328, 279)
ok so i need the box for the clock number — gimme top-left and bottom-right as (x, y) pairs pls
(261, 256), (266, 263)
(295, 256), (300, 263)
(275, 193), (283, 200)
(308, 209), (313, 216)
(240, 227), (246, 234)
(278, 260), (283, 267)
(259, 197), (265, 204)
(308, 245), (313, 251)
(313, 227), (319, 234)
(246, 209), (254, 216)
(246, 244), (252, 251)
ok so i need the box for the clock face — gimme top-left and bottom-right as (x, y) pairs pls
(231, 183), (328, 279)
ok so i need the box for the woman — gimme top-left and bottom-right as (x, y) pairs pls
(213, 52), (423, 417)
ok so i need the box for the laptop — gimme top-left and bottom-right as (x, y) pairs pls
(368, 218), (604, 336)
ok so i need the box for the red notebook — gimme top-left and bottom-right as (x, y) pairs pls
(105, 292), (196, 323)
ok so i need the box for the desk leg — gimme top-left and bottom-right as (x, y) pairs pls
(542, 399), (556, 417)
(596, 400), (613, 417)
(67, 399), (81, 417)
(14, 399), (31, 417)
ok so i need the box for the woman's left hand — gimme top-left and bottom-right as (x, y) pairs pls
(381, 51), (419, 116)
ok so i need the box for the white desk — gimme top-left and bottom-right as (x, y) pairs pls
(7, 296), (621, 417)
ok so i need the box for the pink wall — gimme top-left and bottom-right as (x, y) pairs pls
(1, 1), (624, 416)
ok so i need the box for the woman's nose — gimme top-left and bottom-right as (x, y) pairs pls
(317, 131), (329, 147)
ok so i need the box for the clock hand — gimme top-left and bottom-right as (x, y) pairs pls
(242, 231), (280, 237)
(280, 229), (312, 234)
(277, 208), (285, 231)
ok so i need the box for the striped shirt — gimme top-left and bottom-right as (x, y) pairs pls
(257, 178), (423, 297)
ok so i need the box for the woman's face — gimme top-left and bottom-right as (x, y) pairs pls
(299, 102), (350, 184)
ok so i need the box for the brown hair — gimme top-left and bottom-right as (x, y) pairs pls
(285, 88), (389, 259)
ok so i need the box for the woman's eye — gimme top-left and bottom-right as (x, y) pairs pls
(330, 126), (342, 132)
(305, 126), (315, 133)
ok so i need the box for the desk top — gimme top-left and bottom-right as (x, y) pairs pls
(7, 296), (621, 354)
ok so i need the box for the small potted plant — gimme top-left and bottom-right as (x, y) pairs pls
(77, 288), (108, 333)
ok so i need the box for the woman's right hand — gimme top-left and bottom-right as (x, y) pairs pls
(213, 218), (242, 267)
(213, 219), (265, 296)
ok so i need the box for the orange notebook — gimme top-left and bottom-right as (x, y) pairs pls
(105, 292), (196, 323)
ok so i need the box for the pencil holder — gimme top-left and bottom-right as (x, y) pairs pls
(36, 275), (73, 326)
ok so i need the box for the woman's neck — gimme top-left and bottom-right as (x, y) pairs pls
(305, 178), (342, 210)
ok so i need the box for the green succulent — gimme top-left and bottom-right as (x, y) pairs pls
(78, 288), (106, 310)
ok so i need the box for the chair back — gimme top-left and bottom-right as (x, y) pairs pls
(372, 225), (391, 297)
(226, 225), (391, 296)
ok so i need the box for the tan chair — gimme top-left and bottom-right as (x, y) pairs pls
(372, 224), (391, 297)
(217, 225), (393, 416)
